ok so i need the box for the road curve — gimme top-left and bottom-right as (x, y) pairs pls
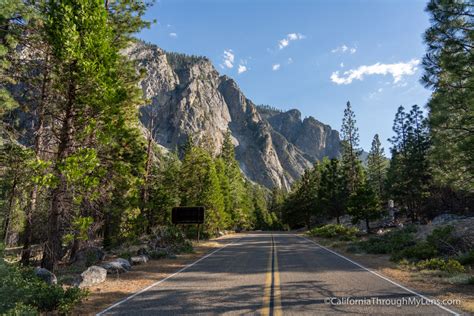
(98, 233), (459, 315)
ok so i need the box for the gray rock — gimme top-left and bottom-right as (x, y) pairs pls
(130, 255), (149, 265)
(101, 258), (131, 274)
(34, 267), (57, 285)
(77, 266), (107, 288)
(115, 258), (132, 271)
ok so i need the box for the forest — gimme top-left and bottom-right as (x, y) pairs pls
(0, 0), (472, 313)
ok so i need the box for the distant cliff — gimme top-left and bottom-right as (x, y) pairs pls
(126, 42), (341, 190)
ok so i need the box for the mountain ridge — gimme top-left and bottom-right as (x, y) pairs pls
(127, 41), (342, 190)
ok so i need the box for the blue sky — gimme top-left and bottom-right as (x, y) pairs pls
(138, 0), (432, 153)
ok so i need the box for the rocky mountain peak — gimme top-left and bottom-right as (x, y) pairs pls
(129, 41), (341, 189)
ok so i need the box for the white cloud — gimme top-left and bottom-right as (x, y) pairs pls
(278, 39), (289, 49)
(331, 44), (357, 54)
(288, 57), (293, 64)
(340, 62), (344, 68)
(330, 59), (420, 85)
(169, 32), (177, 38)
(278, 33), (305, 49)
(237, 64), (247, 74)
(272, 64), (281, 71)
(222, 49), (235, 69)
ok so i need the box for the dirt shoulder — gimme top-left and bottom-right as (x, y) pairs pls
(306, 235), (474, 314)
(74, 234), (238, 315)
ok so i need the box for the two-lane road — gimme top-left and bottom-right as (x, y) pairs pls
(98, 233), (459, 315)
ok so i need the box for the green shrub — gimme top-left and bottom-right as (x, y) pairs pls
(416, 258), (465, 273)
(358, 226), (417, 254)
(426, 226), (461, 255)
(148, 250), (168, 259)
(4, 303), (38, 315)
(308, 224), (359, 240)
(456, 250), (474, 266)
(391, 241), (438, 262)
(0, 259), (86, 314)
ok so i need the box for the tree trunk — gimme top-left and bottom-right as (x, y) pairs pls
(3, 178), (17, 245)
(141, 111), (155, 233)
(366, 218), (370, 234)
(22, 55), (49, 266)
(20, 187), (35, 266)
(42, 63), (75, 272)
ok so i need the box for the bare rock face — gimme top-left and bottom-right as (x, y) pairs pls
(128, 42), (341, 189)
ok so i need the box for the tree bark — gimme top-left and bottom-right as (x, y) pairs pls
(3, 178), (17, 245)
(42, 62), (75, 272)
(21, 55), (49, 266)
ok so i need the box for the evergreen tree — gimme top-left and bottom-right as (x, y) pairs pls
(387, 105), (432, 222)
(219, 130), (248, 228)
(283, 164), (321, 229)
(180, 146), (226, 235)
(367, 134), (387, 197)
(421, 0), (473, 191)
(318, 158), (347, 224)
(340, 101), (362, 193)
(347, 181), (382, 234)
(34, 0), (149, 270)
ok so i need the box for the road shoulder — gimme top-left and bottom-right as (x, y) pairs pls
(304, 235), (473, 314)
(74, 234), (239, 315)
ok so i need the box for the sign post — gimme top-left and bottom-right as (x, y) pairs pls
(172, 207), (205, 243)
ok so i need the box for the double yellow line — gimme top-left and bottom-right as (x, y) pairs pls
(262, 234), (282, 316)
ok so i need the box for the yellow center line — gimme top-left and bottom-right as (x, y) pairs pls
(261, 234), (282, 316)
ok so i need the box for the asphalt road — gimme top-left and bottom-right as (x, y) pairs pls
(99, 233), (459, 315)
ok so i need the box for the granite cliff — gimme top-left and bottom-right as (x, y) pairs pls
(126, 42), (341, 190)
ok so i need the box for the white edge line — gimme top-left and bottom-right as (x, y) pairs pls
(297, 235), (460, 316)
(96, 236), (244, 315)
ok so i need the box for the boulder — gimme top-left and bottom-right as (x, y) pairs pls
(77, 266), (107, 288)
(72, 247), (105, 266)
(34, 267), (57, 285)
(101, 258), (131, 274)
(130, 255), (149, 265)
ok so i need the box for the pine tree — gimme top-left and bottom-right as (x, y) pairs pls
(219, 130), (247, 228)
(421, 0), (473, 190)
(347, 181), (382, 234)
(318, 158), (347, 224)
(367, 134), (387, 197)
(387, 105), (431, 222)
(180, 146), (226, 235)
(38, 0), (148, 270)
(340, 101), (362, 193)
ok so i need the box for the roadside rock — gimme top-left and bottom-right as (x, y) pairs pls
(130, 255), (149, 265)
(77, 266), (107, 288)
(101, 258), (131, 274)
(34, 267), (57, 285)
